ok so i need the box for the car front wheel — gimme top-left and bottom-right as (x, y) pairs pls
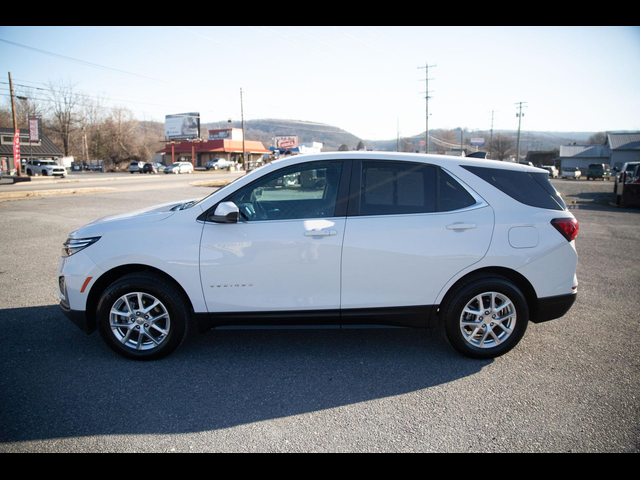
(96, 273), (190, 360)
(441, 276), (529, 359)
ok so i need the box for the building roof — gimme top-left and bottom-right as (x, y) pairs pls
(559, 144), (609, 159)
(157, 138), (269, 155)
(0, 128), (63, 157)
(607, 132), (640, 150)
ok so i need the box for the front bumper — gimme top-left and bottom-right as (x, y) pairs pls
(60, 300), (94, 334)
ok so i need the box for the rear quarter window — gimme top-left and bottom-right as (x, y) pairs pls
(463, 166), (566, 211)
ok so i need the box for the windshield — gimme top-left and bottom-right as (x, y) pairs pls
(41, 161), (57, 166)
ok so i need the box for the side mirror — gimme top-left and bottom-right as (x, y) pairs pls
(209, 202), (239, 224)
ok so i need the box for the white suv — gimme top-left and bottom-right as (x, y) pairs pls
(164, 162), (194, 174)
(59, 153), (578, 360)
(205, 158), (235, 170)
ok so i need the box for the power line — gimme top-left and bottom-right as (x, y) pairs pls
(0, 38), (176, 86)
(0, 81), (189, 112)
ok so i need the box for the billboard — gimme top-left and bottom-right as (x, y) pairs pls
(275, 135), (299, 150)
(165, 113), (200, 140)
(470, 138), (485, 146)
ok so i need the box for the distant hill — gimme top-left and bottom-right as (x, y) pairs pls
(366, 129), (600, 154)
(202, 119), (362, 152)
(202, 118), (602, 153)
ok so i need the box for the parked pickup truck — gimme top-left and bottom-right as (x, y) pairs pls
(586, 163), (611, 181)
(25, 159), (67, 178)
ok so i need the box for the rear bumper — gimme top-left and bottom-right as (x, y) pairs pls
(533, 293), (577, 323)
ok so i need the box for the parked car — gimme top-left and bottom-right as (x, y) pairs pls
(561, 167), (582, 179)
(205, 158), (235, 170)
(586, 163), (611, 181)
(164, 162), (194, 174)
(142, 162), (164, 174)
(25, 159), (67, 178)
(129, 161), (145, 174)
(59, 153), (579, 361)
(86, 164), (104, 172)
(614, 162), (639, 194)
(540, 166), (558, 178)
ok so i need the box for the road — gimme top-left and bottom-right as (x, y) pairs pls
(0, 170), (244, 196)
(0, 177), (638, 452)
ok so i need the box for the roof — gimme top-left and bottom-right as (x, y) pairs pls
(157, 138), (269, 155)
(559, 144), (609, 159)
(607, 132), (640, 150)
(0, 128), (63, 157)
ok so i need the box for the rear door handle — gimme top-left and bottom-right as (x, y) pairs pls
(304, 229), (337, 237)
(446, 223), (477, 231)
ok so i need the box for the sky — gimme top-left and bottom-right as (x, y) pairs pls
(1, 26), (639, 141)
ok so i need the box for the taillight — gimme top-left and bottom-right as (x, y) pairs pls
(551, 218), (579, 242)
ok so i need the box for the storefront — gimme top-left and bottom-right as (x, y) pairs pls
(157, 134), (270, 168)
(0, 128), (63, 175)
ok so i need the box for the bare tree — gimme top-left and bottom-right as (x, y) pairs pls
(588, 132), (607, 145)
(490, 133), (515, 161)
(46, 79), (81, 157)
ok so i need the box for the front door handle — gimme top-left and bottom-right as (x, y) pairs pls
(446, 223), (477, 231)
(304, 229), (337, 237)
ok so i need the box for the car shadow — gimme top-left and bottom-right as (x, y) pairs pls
(0, 305), (489, 444)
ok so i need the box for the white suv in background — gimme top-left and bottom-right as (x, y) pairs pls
(59, 152), (578, 360)
(205, 158), (235, 170)
(164, 162), (194, 174)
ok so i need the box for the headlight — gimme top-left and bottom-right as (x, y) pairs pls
(62, 237), (101, 257)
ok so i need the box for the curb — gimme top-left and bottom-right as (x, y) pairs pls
(0, 187), (118, 201)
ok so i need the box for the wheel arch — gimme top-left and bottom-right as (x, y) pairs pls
(85, 264), (196, 334)
(434, 266), (540, 327)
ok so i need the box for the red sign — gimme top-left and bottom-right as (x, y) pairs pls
(13, 132), (20, 171)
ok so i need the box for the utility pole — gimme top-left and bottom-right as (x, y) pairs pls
(489, 110), (495, 160)
(8, 72), (21, 176)
(418, 63), (436, 154)
(396, 118), (400, 152)
(515, 102), (527, 163)
(240, 88), (246, 171)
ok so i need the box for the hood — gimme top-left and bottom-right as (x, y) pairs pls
(70, 199), (199, 238)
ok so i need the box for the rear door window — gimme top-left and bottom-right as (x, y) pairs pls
(356, 161), (477, 216)
(359, 161), (437, 216)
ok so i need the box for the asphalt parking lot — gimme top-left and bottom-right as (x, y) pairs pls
(0, 177), (638, 452)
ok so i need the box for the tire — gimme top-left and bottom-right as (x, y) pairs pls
(96, 273), (190, 360)
(27, 169), (32, 176)
(440, 276), (529, 359)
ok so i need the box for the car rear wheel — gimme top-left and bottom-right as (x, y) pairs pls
(441, 276), (529, 359)
(96, 273), (190, 360)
